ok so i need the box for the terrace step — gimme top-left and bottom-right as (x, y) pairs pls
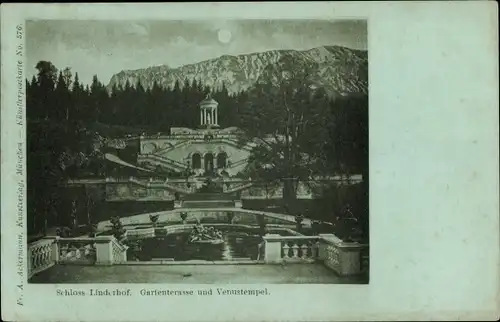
(183, 193), (236, 201)
(182, 200), (235, 208)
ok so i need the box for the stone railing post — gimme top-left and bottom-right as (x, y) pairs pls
(174, 200), (183, 208)
(263, 234), (282, 263)
(94, 236), (113, 265)
(27, 245), (33, 277)
(317, 233), (332, 261)
(28, 237), (58, 278)
(337, 242), (366, 276)
(319, 234), (366, 276)
(45, 236), (60, 263)
(111, 237), (128, 263)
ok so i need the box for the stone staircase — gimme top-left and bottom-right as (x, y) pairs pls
(182, 200), (236, 208)
(137, 154), (188, 171)
(180, 193), (239, 208)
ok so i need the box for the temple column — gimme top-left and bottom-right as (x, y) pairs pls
(214, 109), (217, 125)
(200, 110), (203, 125)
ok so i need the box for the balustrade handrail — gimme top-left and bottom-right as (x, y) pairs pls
(263, 235), (320, 241)
(224, 183), (254, 192)
(30, 237), (55, 247)
(318, 234), (368, 249)
(226, 158), (249, 168)
(127, 177), (192, 193)
(28, 238), (57, 278)
(138, 154), (187, 168)
(153, 139), (191, 154)
(126, 227), (156, 237)
(57, 237), (98, 243)
(109, 236), (128, 252)
(138, 156), (183, 170)
(262, 234), (366, 248)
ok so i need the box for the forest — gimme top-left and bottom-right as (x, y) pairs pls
(26, 60), (369, 242)
(27, 62), (247, 132)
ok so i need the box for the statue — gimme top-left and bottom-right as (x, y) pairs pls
(189, 220), (223, 244)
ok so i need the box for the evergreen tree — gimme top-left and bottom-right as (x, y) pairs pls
(108, 83), (120, 125)
(35, 61), (58, 120)
(135, 79), (146, 125)
(54, 71), (70, 121)
(72, 72), (83, 121)
(89, 75), (102, 123)
(26, 76), (39, 120)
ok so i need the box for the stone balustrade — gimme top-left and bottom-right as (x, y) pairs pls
(318, 234), (367, 276)
(138, 154), (187, 168)
(125, 227), (156, 239)
(263, 234), (320, 264)
(28, 237), (58, 279)
(223, 182), (254, 193)
(57, 237), (97, 265)
(110, 237), (129, 264)
(29, 229), (367, 279)
(262, 233), (367, 276)
(28, 235), (129, 278)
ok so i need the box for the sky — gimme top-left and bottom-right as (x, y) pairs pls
(26, 19), (367, 86)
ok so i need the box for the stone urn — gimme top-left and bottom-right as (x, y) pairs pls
(295, 214), (304, 232)
(180, 212), (188, 224)
(226, 212), (235, 224)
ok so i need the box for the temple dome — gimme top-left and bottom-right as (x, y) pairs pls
(200, 94), (218, 106)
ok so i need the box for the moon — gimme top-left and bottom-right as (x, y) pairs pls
(217, 29), (232, 44)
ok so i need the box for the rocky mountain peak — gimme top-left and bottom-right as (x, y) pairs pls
(106, 45), (368, 96)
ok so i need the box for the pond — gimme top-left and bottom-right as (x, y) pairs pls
(126, 226), (298, 262)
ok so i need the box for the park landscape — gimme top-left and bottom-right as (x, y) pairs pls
(26, 20), (369, 284)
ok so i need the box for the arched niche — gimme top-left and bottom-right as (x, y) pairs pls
(192, 153), (202, 169)
(204, 153), (214, 172)
(142, 143), (157, 154)
(217, 152), (228, 169)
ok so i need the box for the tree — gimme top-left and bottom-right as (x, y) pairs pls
(89, 75), (109, 123)
(135, 79), (146, 125)
(35, 61), (58, 120)
(62, 67), (73, 89)
(54, 71), (70, 121)
(326, 94), (369, 176)
(330, 94), (369, 241)
(72, 72), (84, 121)
(26, 76), (39, 120)
(239, 57), (332, 205)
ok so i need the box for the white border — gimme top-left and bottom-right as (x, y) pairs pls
(2, 2), (500, 321)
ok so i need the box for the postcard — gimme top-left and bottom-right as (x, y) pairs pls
(1, 2), (499, 321)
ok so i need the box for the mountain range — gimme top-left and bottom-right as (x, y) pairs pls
(107, 45), (368, 97)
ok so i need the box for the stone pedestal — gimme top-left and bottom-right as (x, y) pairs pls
(48, 237), (60, 263)
(263, 234), (282, 263)
(338, 247), (361, 275)
(94, 236), (113, 265)
(318, 234), (366, 276)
